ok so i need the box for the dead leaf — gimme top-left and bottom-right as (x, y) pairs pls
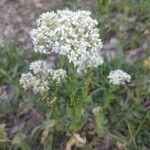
(40, 120), (55, 143)
(66, 133), (86, 150)
(0, 124), (11, 143)
(40, 128), (49, 143)
(12, 135), (21, 145)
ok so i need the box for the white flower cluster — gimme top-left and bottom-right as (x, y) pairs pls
(20, 60), (66, 94)
(29, 60), (51, 75)
(107, 70), (131, 85)
(50, 68), (67, 82)
(30, 10), (103, 73)
(20, 72), (36, 91)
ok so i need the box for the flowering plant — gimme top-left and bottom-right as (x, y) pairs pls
(20, 10), (131, 149)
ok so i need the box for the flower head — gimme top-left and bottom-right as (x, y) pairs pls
(20, 72), (36, 91)
(49, 68), (66, 82)
(30, 10), (103, 73)
(107, 70), (131, 85)
(20, 72), (50, 94)
(20, 60), (66, 94)
(29, 60), (51, 75)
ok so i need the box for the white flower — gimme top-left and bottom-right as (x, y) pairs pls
(49, 68), (66, 82)
(29, 60), (51, 75)
(30, 10), (103, 73)
(32, 76), (50, 94)
(107, 70), (131, 85)
(20, 72), (49, 94)
(20, 72), (36, 91)
(20, 61), (67, 94)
